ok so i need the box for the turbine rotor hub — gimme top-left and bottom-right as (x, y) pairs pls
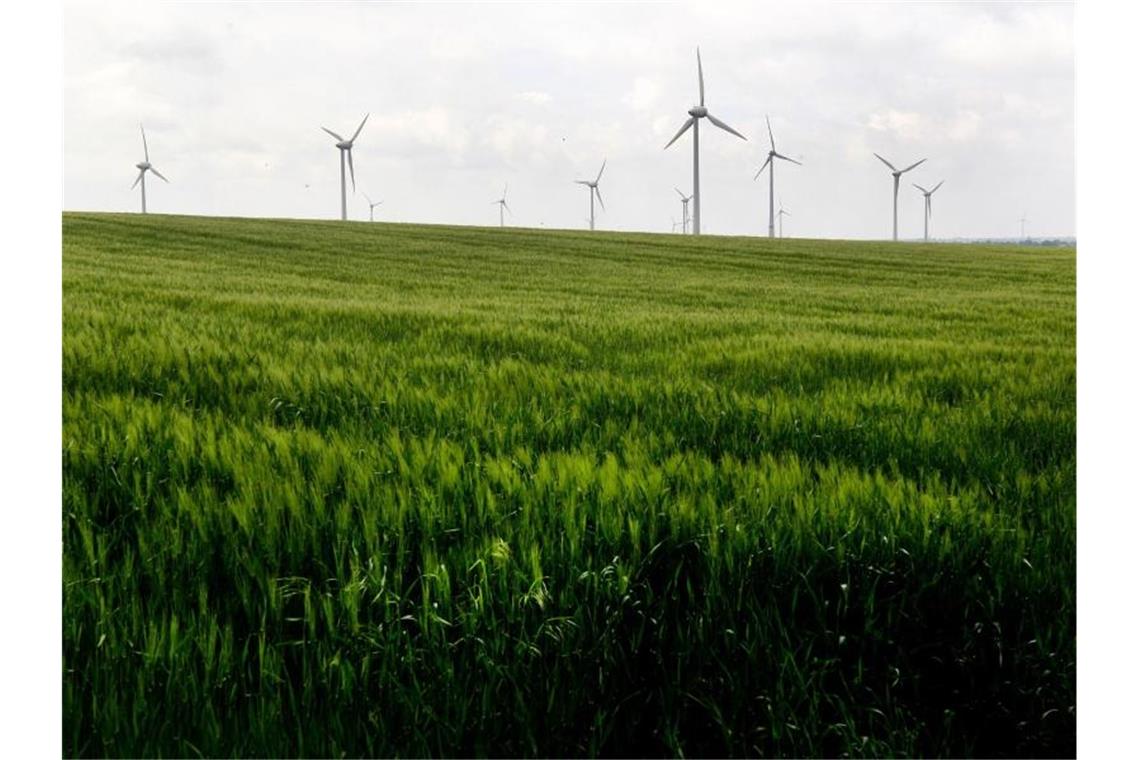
(337, 141), (352, 150)
(688, 105), (708, 118)
(136, 162), (150, 170)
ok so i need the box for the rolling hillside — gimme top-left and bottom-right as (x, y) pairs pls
(62, 213), (1076, 757)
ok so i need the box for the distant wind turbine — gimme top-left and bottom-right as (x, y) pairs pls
(131, 124), (169, 214)
(574, 160), (606, 231)
(754, 116), (801, 238)
(492, 184), (510, 227)
(671, 216), (682, 233)
(912, 181), (944, 242)
(364, 193), (383, 222)
(664, 47), (748, 235)
(874, 153), (926, 241)
(321, 114), (369, 221)
(1020, 214), (1028, 240)
(675, 188), (693, 234)
(776, 200), (791, 239)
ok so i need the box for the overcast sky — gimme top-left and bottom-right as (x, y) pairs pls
(62, 0), (1074, 239)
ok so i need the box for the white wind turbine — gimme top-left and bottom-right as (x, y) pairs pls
(492, 184), (510, 227)
(131, 124), (169, 214)
(912, 180), (944, 242)
(663, 47), (748, 235)
(1020, 214), (1029, 240)
(675, 188), (693, 234)
(874, 153), (926, 241)
(321, 114), (369, 221)
(574, 160), (606, 231)
(754, 116), (801, 238)
(776, 200), (791, 239)
(364, 193), (383, 222)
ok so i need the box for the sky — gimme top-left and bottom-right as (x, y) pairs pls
(62, 0), (1075, 239)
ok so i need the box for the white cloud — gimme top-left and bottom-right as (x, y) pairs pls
(867, 110), (928, 141)
(516, 91), (553, 106)
(624, 77), (663, 112)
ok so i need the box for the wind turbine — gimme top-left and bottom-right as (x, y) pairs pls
(131, 124), (169, 214)
(574, 160), (606, 231)
(321, 114), (369, 221)
(870, 152), (925, 239)
(912, 180), (944, 242)
(663, 47), (748, 235)
(675, 188), (693, 234)
(1020, 214), (1028, 240)
(492, 184), (510, 227)
(364, 193), (383, 222)
(776, 200), (791, 239)
(754, 116), (801, 238)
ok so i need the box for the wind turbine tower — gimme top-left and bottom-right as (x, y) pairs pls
(675, 188), (693, 234)
(493, 185), (511, 227)
(776, 201), (790, 239)
(664, 48), (748, 235)
(913, 181), (944, 242)
(131, 124), (169, 214)
(574, 160), (606, 231)
(874, 153), (927, 241)
(321, 114), (369, 221)
(754, 116), (801, 238)
(364, 194), (383, 222)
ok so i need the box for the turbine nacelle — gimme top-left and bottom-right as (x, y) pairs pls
(336, 141), (353, 150)
(136, 161), (151, 171)
(688, 105), (708, 118)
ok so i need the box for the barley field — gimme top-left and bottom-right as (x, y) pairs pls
(62, 212), (1075, 757)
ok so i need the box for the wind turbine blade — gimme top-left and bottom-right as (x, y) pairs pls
(595, 159), (606, 184)
(347, 149), (356, 192)
(931, 180), (944, 194)
(594, 186), (605, 211)
(874, 153), (898, 172)
(503, 202), (511, 215)
(503, 183), (508, 200)
(753, 155), (772, 180)
(663, 117), (695, 150)
(574, 180), (591, 185)
(364, 193), (373, 205)
(766, 115), (775, 151)
(322, 127), (345, 141)
(913, 183), (928, 193)
(900, 158), (927, 174)
(697, 48), (705, 107)
(774, 152), (801, 165)
(706, 113), (747, 141)
(149, 167), (170, 183)
(675, 187), (686, 199)
(140, 124), (149, 162)
(350, 113), (369, 143)
(131, 169), (144, 189)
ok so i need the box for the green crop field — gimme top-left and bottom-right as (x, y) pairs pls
(62, 212), (1075, 757)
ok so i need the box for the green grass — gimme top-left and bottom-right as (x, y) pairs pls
(63, 212), (1075, 757)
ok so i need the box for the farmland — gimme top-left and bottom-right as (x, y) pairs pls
(62, 213), (1075, 757)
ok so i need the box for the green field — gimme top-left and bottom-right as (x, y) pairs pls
(62, 212), (1075, 757)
